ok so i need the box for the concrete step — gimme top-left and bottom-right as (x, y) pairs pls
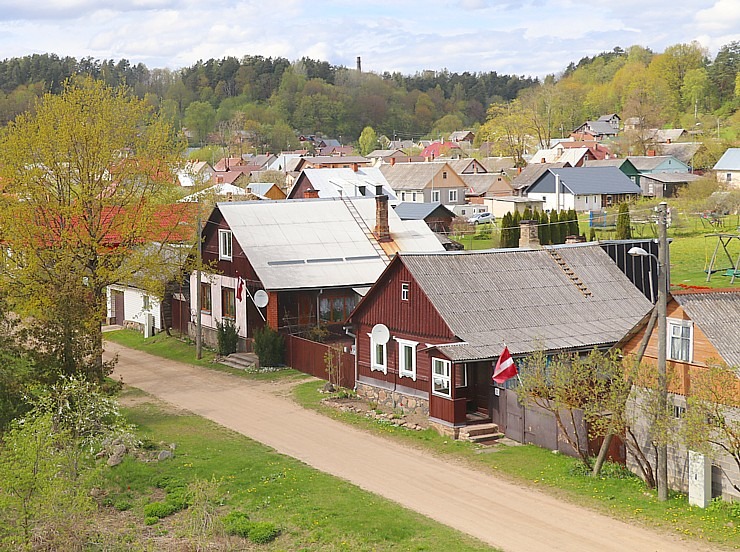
(219, 352), (259, 370)
(461, 422), (500, 438)
(468, 432), (505, 443)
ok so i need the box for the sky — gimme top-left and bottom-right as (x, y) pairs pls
(1, 0), (738, 78)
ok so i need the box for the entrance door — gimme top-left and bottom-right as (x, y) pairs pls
(112, 290), (125, 325)
(468, 363), (491, 417)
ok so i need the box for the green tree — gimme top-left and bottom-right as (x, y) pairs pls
(0, 77), (184, 382)
(538, 210), (551, 245)
(358, 126), (378, 156)
(616, 203), (632, 240)
(550, 210), (561, 244)
(184, 100), (217, 145)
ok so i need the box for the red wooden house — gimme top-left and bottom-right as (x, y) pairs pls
(348, 244), (652, 438)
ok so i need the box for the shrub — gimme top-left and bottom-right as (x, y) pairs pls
(253, 326), (284, 367)
(248, 522), (280, 544)
(144, 501), (179, 519)
(144, 516), (159, 526)
(114, 500), (133, 511)
(223, 511), (252, 538)
(216, 319), (239, 356)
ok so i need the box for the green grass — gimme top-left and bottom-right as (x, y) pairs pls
(295, 381), (740, 548)
(104, 329), (309, 382)
(102, 389), (494, 551)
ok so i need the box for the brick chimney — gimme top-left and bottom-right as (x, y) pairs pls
(216, 175), (224, 184)
(374, 195), (391, 242)
(518, 219), (540, 249)
(304, 187), (320, 199)
(390, 157), (396, 166)
(351, 162), (359, 172)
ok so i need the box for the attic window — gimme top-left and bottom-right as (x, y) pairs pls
(442, 171), (448, 179)
(358, 185), (366, 196)
(401, 282), (409, 301)
(219, 230), (232, 261)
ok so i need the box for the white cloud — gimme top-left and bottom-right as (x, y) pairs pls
(695, 0), (740, 32)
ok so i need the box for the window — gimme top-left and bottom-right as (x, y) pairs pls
(727, 173), (732, 182)
(143, 295), (150, 310)
(369, 334), (387, 374)
(673, 404), (686, 418)
(668, 319), (693, 362)
(395, 338), (418, 380)
(412, 192), (417, 202)
(448, 189), (458, 202)
(455, 364), (468, 388)
(319, 294), (358, 323)
(442, 171), (448, 179)
(219, 229), (233, 261)
(358, 185), (366, 196)
(222, 287), (236, 320)
(431, 190), (440, 203)
(401, 192), (407, 201)
(200, 283), (212, 312)
(432, 357), (451, 397)
(401, 282), (409, 301)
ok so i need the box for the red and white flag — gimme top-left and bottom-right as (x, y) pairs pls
(492, 345), (517, 384)
(236, 277), (244, 302)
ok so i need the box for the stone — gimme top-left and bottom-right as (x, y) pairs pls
(158, 450), (174, 461)
(107, 443), (127, 467)
(322, 381), (336, 393)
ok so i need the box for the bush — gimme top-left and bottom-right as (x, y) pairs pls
(249, 522), (280, 544)
(223, 511), (252, 538)
(253, 326), (284, 367)
(216, 318), (239, 355)
(144, 501), (179, 519)
(144, 516), (159, 526)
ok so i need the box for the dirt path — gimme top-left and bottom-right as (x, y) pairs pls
(106, 342), (717, 552)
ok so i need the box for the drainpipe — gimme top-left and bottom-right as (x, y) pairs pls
(344, 325), (358, 391)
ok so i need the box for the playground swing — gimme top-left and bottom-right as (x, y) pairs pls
(704, 232), (740, 284)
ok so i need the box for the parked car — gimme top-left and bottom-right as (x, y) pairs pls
(468, 212), (494, 225)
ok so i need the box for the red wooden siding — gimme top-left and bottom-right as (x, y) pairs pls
(284, 334), (355, 388)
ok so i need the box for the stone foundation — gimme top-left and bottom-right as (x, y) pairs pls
(429, 420), (461, 439)
(355, 382), (429, 418)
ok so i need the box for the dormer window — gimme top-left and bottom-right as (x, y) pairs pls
(219, 229), (232, 261)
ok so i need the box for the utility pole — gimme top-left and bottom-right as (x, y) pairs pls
(196, 207), (203, 360)
(656, 201), (668, 501)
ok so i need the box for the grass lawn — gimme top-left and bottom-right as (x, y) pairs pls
(104, 329), (309, 382)
(295, 382), (740, 549)
(100, 388), (494, 551)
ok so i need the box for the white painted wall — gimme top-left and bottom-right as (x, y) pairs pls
(106, 285), (161, 330)
(535, 192), (601, 212)
(189, 272), (249, 338)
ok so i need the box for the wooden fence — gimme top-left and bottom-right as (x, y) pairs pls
(284, 334), (355, 389)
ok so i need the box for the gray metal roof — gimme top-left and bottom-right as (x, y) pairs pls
(217, 197), (443, 291)
(673, 291), (740, 367)
(380, 162), (456, 190)
(627, 155), (686, 171)
(714, 148), (740, 171)
(461, 173), (501, 195)
(579, 120), (618, 136)
(399, 244), (652, 361)
(393, 202), (454, 220)
(639, 172), (701, 184)
(511, 163), (567, 191)
(529, 167), (642, 195)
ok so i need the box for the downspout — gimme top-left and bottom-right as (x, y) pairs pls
(344, 325), (357, 391)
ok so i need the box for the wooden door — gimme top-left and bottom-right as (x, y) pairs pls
(468, 364), (490, 416)
(112, 290), (125, 325)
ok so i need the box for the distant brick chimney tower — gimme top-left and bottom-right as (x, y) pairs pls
(519, 219), (540, 249)
(374, 195), (391, 242)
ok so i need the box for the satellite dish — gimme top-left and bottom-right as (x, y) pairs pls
(371, 323), (390, 345)
(254, 290), (269, 308)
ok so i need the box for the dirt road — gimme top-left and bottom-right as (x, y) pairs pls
(107, 342), (715, 552)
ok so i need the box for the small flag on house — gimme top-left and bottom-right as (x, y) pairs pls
(492, 345), (517, 384)
(236, 277), (245, 302)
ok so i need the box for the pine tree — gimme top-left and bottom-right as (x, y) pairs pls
(512, 210), (522, 246)
(500, 212), (512, 247)
(550, 210), (561, 244)
(538, 210), (551, 245)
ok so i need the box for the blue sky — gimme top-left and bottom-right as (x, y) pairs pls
(1, 0), (738, 77)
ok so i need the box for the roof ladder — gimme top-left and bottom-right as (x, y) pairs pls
(547, 250), (592, 297)
(341, 195), (390, 265)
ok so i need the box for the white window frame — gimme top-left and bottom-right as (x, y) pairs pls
(368, 333), (387, 374)
(401, 192), (407, 201)
(456, 364), (468, 388)
(667, 318), (693, 362)
(448, 189), (458, 202)
(431, 190), (440, 203)
(219, 229), (233, 261)
(401, 282), (409, 301)
(432, 357), (451, 398)
(395, 337), (418, 380)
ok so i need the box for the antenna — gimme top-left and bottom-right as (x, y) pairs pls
(253, 289), (269, 308)
(370, 323), (390, 345)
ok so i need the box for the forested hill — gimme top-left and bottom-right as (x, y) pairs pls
(0, 53), (536, 141)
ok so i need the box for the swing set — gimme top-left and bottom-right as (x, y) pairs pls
(704, 232), (740, 284)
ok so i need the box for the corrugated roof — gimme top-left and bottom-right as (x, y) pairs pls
(640, 172), (701, 184)
(580, 120), (618, 136)
(399, 244), (652, 361)
(393, 202), (454, 220)
(380, 162), (455, 190)
(511, 162), (567, 191)
(297, 167), (396, 200)
(529, 167), (642, 195)
(714, 148), (740, 171)
(673, 290), (740, 367)
(217, 197), (443, 291)
(627, 155), (684, 171)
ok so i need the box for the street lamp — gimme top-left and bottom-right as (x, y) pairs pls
(628, 201), (669, 501)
